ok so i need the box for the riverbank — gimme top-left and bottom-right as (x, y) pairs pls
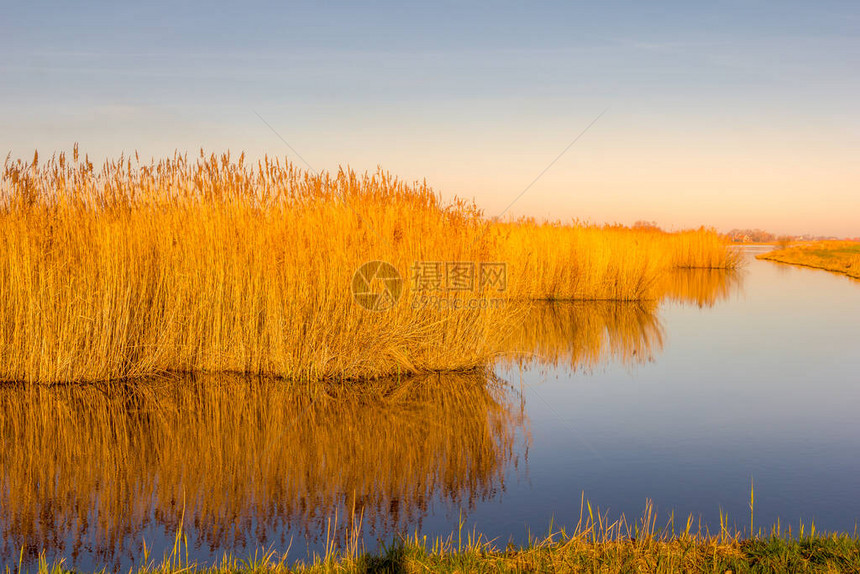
(21, 524), (860, 573)
(757, 240), (860, 279)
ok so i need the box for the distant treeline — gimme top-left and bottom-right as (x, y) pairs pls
(724, 229), (848, 243)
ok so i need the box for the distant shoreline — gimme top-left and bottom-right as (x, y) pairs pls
(757, 240), (860, 280)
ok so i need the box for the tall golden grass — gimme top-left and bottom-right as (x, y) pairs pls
(0, 149), (740, 383)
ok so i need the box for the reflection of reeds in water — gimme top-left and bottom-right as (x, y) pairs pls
(500, 302), (665, 369)
(0, 372), (526, 569)
(657, 268), (742, 309)
(497, 270), (740, 369)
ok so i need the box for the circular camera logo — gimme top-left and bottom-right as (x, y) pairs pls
(351, 261), (403, 311)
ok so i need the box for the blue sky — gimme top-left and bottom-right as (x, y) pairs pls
(2, 1), (858, 235)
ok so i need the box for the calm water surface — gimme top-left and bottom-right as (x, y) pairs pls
(2, 248), (859, 570)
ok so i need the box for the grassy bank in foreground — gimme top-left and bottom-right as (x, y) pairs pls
(17, 523), (860, 573)
(1, 150), (739, 383)
(757, 240), (860, 279)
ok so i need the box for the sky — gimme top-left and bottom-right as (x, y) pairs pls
(1, 1), (858, 237)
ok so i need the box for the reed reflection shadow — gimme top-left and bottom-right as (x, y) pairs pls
(499, 269), (738, 370)
(500, 301), (665, 369)
(0, 371), (526, 569)
(657, 268), (742, 309)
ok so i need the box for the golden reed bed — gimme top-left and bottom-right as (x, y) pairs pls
(0, 149), (740, 383)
